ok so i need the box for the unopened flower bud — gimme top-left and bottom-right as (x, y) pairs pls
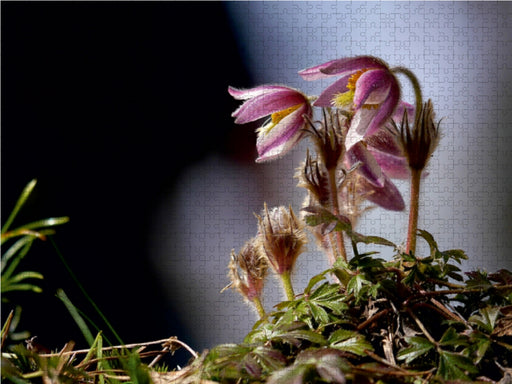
(256, 204), (307, 275)
(225, 238), (268, 303)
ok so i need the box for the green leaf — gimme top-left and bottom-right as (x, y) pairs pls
(307, 302), (330, 325)
(417, 229), (439, 257)
(438, 350), (477, 380)
(251, 346), (286, 374)
(464, 330), (491, 365)
(464, 270), (493, 290)
(266, 363), (309, 384)
(245, 321), (325, 347)
(349, 232), (396, 248)
(346, 274), (371, 299)
(397, 336), (435, 364)
(304, 271), (329, 295)
(469, 306), (500, 333)
(328, 329), (373, 356)
(441, 249), (468, 263)
(439, 327), (468, 348)
(302, 206), (352, 233)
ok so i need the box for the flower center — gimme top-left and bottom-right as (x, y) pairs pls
(331, 68), (379, 109)
(258, 104), (302, 135)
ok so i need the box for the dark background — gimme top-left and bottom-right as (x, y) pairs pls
(2, 1), (256, 358)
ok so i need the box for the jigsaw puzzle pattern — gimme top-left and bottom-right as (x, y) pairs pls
(149, 2), (512, 351)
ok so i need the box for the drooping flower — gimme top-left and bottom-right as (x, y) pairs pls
(299, 56), (400, 150)
(347, 102), (413, 184)
(228, 85), (312, 162)
(344, 141), (405, 212)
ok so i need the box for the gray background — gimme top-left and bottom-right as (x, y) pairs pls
(149, 1), (512, 351)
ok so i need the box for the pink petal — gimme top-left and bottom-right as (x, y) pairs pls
(368, 148), (410, 179)
(313, 75), (351, 107)
(228, 85), (291, 100)
(358, 175), (405, 211)
(365, 128), (403, 157)
(255, 105), (310, 162)
(231, 88), (306, 124)
(391, 101), (415, 124)
(345, 108), (378, 151)
(362, 81), (400, 137)
(345, 142), (385, 188)
(353, 69), (396, 107)
(299, 56), (387, 81)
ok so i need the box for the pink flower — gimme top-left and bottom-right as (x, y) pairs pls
(299, 56), (400, 150)
(365, 102), (415, 180)
(228, 85), (312, 162)
(344, 141), (404, 211)
(343, 104), (414, 211)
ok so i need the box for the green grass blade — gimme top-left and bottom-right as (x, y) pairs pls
(56, 289), (95, 346)
(10, 217), (70, 233)
(1, 179), (37, 234)
(1, 238), (35, 278)
(51, 238), (124, 346)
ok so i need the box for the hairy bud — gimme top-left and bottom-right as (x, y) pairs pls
(225, 238), (268, 303)
(256, 204), (307, 275)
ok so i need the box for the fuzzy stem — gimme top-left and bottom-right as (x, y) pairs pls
(327, 167), (348, 263)
(392, 66), (423, 125)
(252, 296), (266, 319)
(280, 270), (295, 301)
(406, 168), (422, 255)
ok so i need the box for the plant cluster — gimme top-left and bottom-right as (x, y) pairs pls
(2, 55), (512, 383)
(184, 56), (512, 383)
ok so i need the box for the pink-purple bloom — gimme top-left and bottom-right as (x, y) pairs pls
(299, 56), (400, 151)
(365, 102), (415, 180)
(228, 85), (312, 162)
(343, 102), (414, 211)
(345, 140), (405, 211)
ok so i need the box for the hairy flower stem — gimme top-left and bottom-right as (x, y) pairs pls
(252, 297), (266, 319)
(392, 67), (423, 125)
(280, 271), (295, 301)
(406, 168), (422, 254)
(327, 166), (348, 263)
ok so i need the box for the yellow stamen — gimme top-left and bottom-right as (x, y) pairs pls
(332, 90), (355, 108)
(258, 104), (302, 135)
(331, 68), (374, 109)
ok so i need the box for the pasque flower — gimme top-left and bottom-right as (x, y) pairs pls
(228, 85), (312, 162)
(343, 103), (414, 211)
(299, 56), (400, 151)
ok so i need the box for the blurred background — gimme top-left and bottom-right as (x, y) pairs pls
(2, 1), (512, 361)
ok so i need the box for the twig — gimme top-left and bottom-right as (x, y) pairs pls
(39, 336), (198, 359)
(364, 349), (409, 373)
(406, 308), (436, 344)
(356, 309), (390, 331)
